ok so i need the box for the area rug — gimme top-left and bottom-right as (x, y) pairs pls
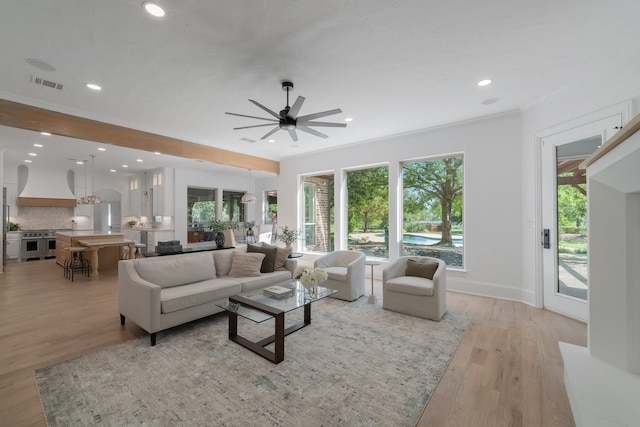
(34, 296), (469, 426)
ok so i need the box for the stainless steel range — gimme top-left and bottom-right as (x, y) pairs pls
(20, 230), (61, 260)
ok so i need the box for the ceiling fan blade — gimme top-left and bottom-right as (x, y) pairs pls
(226, 112), (278, 122)
(287, 96), (305, 119)
(233, 123), (279, 130)
(298, 125), (328, 139)
(260, 126), (281, 140)
(298, 121), (347, 128)
(287, 129), (298, 142)
(296, 108), (342, 122)
(248, 99), (281, 119)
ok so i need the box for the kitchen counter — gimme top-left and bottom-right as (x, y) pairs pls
(56, 230), (125, 237)
(56, 231), (128, 277)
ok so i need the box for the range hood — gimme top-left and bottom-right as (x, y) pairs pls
(17, 166), (77, 207)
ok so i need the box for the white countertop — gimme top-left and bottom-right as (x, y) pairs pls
(56, 230), (124, 237)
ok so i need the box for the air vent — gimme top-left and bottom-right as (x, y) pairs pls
(240, 137), (256, 143)
(30, 75), (63, 90)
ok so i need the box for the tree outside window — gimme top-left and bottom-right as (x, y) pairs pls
(402, 156), (464, 267)
(346, 166), (389, 258)
(302, 174), (334, 252)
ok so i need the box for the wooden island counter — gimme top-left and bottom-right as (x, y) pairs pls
(56, 231), (135, 279)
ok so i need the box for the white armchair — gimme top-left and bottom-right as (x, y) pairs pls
(314, 250), (366, 301)
(383, 256), (446, 320)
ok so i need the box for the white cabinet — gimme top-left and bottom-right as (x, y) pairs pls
(122, 229), (141, 243)
(6, 232), (20, 260)
(151, 168), (173, 216)
(128, 177), (141, 217)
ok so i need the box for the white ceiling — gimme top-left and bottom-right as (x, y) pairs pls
(1, 0), (640, 176)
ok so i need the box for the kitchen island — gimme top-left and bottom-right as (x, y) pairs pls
(56, 231), (135, 279)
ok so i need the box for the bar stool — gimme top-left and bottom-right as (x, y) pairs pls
(134, 243), (146, 258)
(64, 247), (92, 281)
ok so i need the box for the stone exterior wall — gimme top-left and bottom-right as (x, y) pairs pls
(304, 175), (332, 252)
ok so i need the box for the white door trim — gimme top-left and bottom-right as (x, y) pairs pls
(533, 101), (632, 315)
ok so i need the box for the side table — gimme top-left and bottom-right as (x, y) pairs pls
(365, 259), (381, 304)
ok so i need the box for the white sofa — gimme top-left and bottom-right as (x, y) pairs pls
(118, 246), (296, 345)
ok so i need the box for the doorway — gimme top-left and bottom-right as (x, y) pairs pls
(540, 110), (626, 320)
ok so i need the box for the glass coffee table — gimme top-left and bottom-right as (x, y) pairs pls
(214, 280), (337, 364)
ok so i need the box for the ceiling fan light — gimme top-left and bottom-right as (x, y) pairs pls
(241, 192), (257, 203)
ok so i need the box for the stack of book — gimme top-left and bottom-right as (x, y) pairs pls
(263, 285), (294, 298)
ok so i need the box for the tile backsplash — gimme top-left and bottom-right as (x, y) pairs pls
(11, 207), (90, 230)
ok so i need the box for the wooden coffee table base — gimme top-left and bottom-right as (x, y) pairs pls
(228, 295), (311, 364)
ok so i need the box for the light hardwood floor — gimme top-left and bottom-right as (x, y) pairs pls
(0, 259), (586, 426)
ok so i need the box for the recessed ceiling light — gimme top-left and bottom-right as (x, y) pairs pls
(110, 169), (117, 173)
(98, 147), (106, 151)
(40, 131), (51, 136)
(477, 79), (492, 87)
(136, 159), (143, 162)
(28, 152), (37, 156)
(154, 152), (161, 155)
(122, 164), (128, 168)
(143, 1), (165, 17)
(33, 143), (43, 148)
(76, 161), (84, 165)
(345, 117), (353, 122)
(85, 83), (102, 91)
(24, 159), (32, 163)
(481, 97), (500, 105)
(268, 139), (275, 143)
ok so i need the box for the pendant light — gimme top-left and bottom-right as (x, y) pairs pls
(78, 155), (101, 204)
(241, 169), (257, 204)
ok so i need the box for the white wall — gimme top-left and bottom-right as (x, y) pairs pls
(278, 112), (524, 301)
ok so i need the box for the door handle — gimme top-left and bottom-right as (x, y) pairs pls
(542, 229), (550, 249)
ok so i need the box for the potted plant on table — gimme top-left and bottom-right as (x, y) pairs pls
(208, 219), (239, 248)
(244, 221), (256, 240)
(274, 225), (300, 249)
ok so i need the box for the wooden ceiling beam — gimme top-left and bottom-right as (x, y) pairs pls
(0, 98), (279, 174)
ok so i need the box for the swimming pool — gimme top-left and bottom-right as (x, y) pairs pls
(402, 234), (463, 246)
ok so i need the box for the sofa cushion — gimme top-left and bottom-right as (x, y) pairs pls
(228, 252), (265, 277)
(261, 243), (292, 271)
(237, 271), (293, 293)
(135, 252), (215, 288)
(247, 244), (277, 273)
(406, 258), (439, 280)
(322, 266), (348, 282)
(212, 248), (237, 278)
(385, 275), (434, 296)
(160, 278), (242, 314)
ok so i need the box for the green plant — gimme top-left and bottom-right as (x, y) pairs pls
(8, 222), (20, 231)
(274, 225), (300, 246)
(208, 219), (239, 233)
(127, 220), (137, 226)
(244, 220), (256, 229)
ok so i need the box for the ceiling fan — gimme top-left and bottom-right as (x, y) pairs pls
(226, 81), (347, 142)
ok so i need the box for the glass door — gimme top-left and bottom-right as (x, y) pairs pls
(541, 114), (621, 320)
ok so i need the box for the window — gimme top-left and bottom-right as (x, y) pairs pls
(346, 166), (389, 258)
(222, 190), (245, 222)
(187, 187), (216, 227)
(402, 155), (464, 267)
(264, 190), (277, 223)
(302, 174), (334, 252)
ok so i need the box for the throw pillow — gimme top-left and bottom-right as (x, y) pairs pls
(247, 244), (277, 273)
(228, 252), (265, 277)
(261, 243), (292, 271)
(406, 258), (439, 280)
